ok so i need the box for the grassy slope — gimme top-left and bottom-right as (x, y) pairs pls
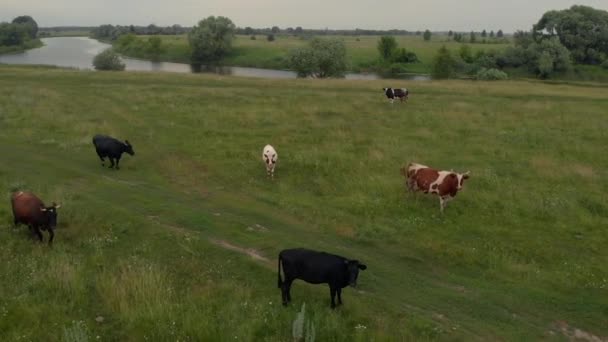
(0, 65), (607, 341)
(113, 34), (508, 73)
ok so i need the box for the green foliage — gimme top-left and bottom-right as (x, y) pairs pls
(469, 31), (477, 43)
(377, 36), (397, 60)
(476, 68), (509, 80)
(93, 48), (126, 71)
(533, 5), (608, 64)
(497, 29), (504, 38)
(188, 16), (236, 63)
(431, 45), (454, 79)
(392, 48), (419, 63)
(423, 30), (431, 41)
(146, 36), (164, 60)
(602, 59), (608, 69)
(481, 30), (487, 38)
(288, 38), (347, 78)
(271, 26), (280, 34)
(459, 45), (474, 63)
(250, 35), (256, 40)
(267, 34), (275, 42)
(0, 16), (39, 48)
(12, 15), (38, 39)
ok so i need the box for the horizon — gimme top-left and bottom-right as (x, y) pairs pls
(2, 0), (608, 33)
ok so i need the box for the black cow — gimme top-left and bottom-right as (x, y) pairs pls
(277, 248), (367, 308)
(92, 134), (135, 170)
(383, 87), (409, 103)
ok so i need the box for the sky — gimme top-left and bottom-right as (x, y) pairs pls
(2, 0), (608, 32)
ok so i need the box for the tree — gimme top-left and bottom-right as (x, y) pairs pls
(432, 46), (454, 79)
(295, 26), (303, 35)
(497, 30), (504, 38)
(147, 36), (164, 60)
(12, 15), (38, 39)
(271, 26), (280, 34)
(469, 31), (476, 43)
(377, 36), (397, 61)
(482, 30), (487, 38)
(244, 27), (254, 35)
(267, 34), (275, 42)
(459, 45), (474, 63)
(533, 5), (608, 64)
(93, 49), (125, 71)
(448, 30), (453, 37)
(490, 30), (495, 38)
(423, 29), (432, 41)
(188, 16), (236, 63)
(288, 38), (347, 78)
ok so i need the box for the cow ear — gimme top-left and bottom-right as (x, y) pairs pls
(125, 140), (130, 145)
(358, 264), (367, 270)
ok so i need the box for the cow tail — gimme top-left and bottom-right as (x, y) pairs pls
(277, 254), (283, 288)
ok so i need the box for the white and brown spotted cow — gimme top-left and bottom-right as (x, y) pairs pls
(400, 162), (470, 213)
(263, 144), (278, 179)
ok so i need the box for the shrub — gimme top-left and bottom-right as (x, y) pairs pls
(431, 46), (454, 79)
(388, 63), (409, 74)
(288, 38), (347, 78)
(267, 34), (275, 42)
(601, 59), (608, 69)
(189, 16), (236, 63)
(93, 49), (125, 71)
(250, 35), (256, 40)
(392, 48), (419, 63)
(476, 68), (509, 80)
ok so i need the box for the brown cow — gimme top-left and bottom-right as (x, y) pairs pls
(400, 162), (470, 212)
(11, 191), (60, 244)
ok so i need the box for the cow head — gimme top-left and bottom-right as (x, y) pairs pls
(456, 171), (470, 190)
(264, 152), (277, 168)
(124, 140), (135, 156)
(345, 259), (367, 287)
(40, 203), (60, 229)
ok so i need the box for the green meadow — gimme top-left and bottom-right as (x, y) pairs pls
(113, 34), (507, 73)
(0, 65), (607, 341)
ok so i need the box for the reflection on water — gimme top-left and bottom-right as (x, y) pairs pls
(0, 37), (431, 81)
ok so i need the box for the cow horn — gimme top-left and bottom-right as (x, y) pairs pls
(40, 208), (47, 212)
(464, 171), (470, 175)
(54, 204), (61, 209)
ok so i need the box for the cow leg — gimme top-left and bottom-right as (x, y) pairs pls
(440, 196), (451, 213)
(281, 278), (294, 305)
(337, 288), (342, 306)
(115, 156), (121, 170)
(329, 286), (337, 309)
(48, 229), (54, 245)
(108, 158), (115, 169)
(33, 226), (43, 242)
(96, 150), (105, 166)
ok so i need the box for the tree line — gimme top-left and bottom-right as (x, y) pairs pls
(431, 5), (608, 80)
(0, 16), (39, 48)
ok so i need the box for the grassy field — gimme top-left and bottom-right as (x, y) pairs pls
(113, 34), (509, 73)
(0, 65), (607, 341)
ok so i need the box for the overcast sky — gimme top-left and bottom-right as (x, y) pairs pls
(2, 0), (607, 32)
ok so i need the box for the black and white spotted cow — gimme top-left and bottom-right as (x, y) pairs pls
(383, 88), (409, 103)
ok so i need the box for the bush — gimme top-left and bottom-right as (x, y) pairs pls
(388, 63), (409, 74)
(250, 35), (256, 40)
(93, 49), (125, 71)
(431, 46), (454, 79)
(392, 48), (419, 63)
(476, 68), (509, 80)
(602, 60), (608, 69)
(288, 38), (347, 78)
(267, 34), (275, 42)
